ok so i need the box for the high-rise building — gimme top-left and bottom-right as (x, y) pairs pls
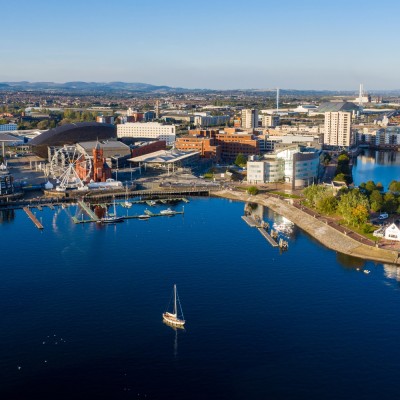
(323, 112), (352, 148)
(241, 109), (258, 129)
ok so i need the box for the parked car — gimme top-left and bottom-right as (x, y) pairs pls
(379, 213), (389, 220)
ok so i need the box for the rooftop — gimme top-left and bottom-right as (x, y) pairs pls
(317, 102), (359, 113)
(128, 149), (199, 164)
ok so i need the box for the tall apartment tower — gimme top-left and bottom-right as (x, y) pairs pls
(241, 109), (259, 129)
(155, 100), (160, 119)
(324, 112), (352, 148)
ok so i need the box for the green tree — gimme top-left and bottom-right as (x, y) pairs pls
(337, 154), (350, 162)
(389, 180), (400, 193)
(383, 192), (397, 213)
(365, 180), (377, 194)
(247, 186), (259, 195)
(369, 190), (383, 212)
(333, 173), (346, 182)
(37, 120), (49, 130)
(376, 182), (384, 192)
(337, 189), (370, 226)
(316, 195), (338, 214)
(235, 153), (247, 167)
(303, 184), (337, 213)
(352, 204), (369, 226)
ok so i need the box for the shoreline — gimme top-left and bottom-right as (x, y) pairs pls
(212, 189), (400, 266)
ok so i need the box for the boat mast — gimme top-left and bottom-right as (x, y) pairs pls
(173, 284), (177, 316)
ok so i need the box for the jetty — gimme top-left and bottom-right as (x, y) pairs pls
(241, 215), (282, 248)
(77, 201), (99, 222)
(23, 207), (43, 230)
(257, 227), (279, 247)
(241, 215), (259, 228)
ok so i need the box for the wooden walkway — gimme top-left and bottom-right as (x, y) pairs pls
(257, 227), (279, 247)
(77, 201), (99, 221)
(23, 207), (43, 230)
(241, 215), (259, 228)
(242, 215), (281, 248)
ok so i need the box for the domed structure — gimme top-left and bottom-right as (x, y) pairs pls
(30, 122), (116, 158)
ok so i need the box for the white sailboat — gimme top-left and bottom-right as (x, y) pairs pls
(121, 186), (132, 208)
(100, 198), (124, 223)
(163, 284), (185, 327)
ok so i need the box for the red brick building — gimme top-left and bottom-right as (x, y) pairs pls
(175, 136), (221, 160)
(175, 128), (259, 161)
(130, 140), (166, 158)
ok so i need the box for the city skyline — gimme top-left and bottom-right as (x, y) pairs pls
(2, 0), (400, 90)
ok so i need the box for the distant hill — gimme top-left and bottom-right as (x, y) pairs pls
(0, 81), (398, 96)
(0, 81), (191, 93)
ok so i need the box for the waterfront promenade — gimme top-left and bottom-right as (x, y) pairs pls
(213, 189), (400, 265)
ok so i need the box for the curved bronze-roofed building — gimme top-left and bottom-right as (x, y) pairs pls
(30, 122), (116, 158)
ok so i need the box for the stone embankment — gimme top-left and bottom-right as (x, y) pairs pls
(213, 189), (400, 265)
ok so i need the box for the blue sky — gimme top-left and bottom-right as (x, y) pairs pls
(2, 0), (399, 90)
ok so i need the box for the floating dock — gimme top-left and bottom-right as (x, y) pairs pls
(241, 215), (259, 228)
(257, 227), (279, 247)
(72, 208), (184, 224)
(242, 215), (283, 248)
(23, 207), (43, 230)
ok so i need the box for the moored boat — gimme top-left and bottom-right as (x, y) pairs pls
(160, 208), (176, 215)
(163, 284), (185, 327)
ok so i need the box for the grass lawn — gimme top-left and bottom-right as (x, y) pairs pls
(269, 191), (301, 199)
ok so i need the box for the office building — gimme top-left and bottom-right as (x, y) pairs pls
(247, 145), (320, 189)
(117, 122), (176, 145)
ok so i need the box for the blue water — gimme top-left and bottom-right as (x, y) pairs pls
(353, 149), (400, 190)
(1, 198), (400, 399)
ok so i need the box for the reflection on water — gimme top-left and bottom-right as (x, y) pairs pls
(353, 149), (400, 190)
(336, 252), (366, 269)
(163, 321), (185, 358)
(383, 264), (400, 282)
(0, 209), (15, 223)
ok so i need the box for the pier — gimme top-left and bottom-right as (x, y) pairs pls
(23, 207), (43, 230)
(241, 215), (259, 228)
(241, 215), (282, 248)
(257, 227), (279, 247)
(77, 201), (99, 222)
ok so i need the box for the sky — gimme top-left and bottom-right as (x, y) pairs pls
(1, 0), (400, 90)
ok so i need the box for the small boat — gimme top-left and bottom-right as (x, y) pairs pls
(363, 270), (370, 274)
(121, 187), (132, 208)
(138, 214), (150, 220)
(100, 198), (124, 224)
(148, 200), (156, 206)
(160, 208), (176, 216)
(163, 284), (185, 327)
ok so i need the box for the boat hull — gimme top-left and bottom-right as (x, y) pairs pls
(100, 217), (124, 224)
(162, 313), (185, 326)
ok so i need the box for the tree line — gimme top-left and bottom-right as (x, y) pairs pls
(303, 180), (400, 230)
